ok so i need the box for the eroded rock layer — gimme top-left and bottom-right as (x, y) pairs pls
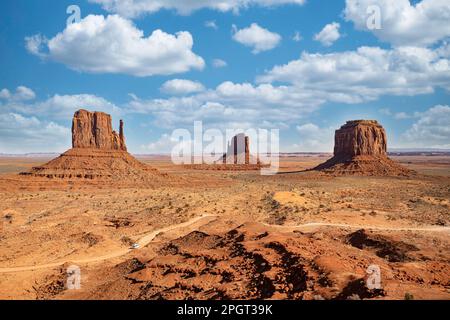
(222, 133), (251, 165)
(334, 120), (387, 159)
(22, 110), (167, 184)
(23, 148), (160, 181)
(74, 222), (448, 300)
(314, 120), (411, 176)
(72, 109), (126, 151)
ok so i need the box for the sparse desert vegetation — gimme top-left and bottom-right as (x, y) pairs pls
(0, 154), (448, 300)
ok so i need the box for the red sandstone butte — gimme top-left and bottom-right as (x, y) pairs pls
(314, 120), (412, 176)
(72, 109), (127, 151)
(21, 110), (165, 183)
(222, 133), (251, 165)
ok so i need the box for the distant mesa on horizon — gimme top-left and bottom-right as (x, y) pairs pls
(221, 133), (251, 165)
(186, 133), (263, 171)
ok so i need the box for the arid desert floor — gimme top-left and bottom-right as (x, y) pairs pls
(0, 155), (449, 300)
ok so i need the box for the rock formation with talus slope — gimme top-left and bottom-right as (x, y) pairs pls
(314, 120), (412, 176)
(186, 133), (263, 171)
(21, 110), (167, 184)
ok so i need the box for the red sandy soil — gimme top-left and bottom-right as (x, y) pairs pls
(184, 163), (264, 171)
(0, 155), (448, 300)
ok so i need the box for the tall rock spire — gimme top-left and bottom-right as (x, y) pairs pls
(119, 119), (127, 151)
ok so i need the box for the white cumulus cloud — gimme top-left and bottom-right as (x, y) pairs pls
(402, 105), (450, 149)
(1, 93), (121, 121)
(26, 14), (205, 77)
(160, 79), (206, 95)
(24, 34), (48, 58)
(295, 123), (335, 152)
(314, 22), (341, 47)
(232, 23), (281, 54)
(344, 0), (450, 47)
(142, 133), (193, 154)
(90, 0), (306, 17)
(35, 94), (122, 120)
(258, 45), (450, 102)
(0, 88), (125, 152)
(0, 86), (36, 101)
(125, 81), (327, 129)
(0, 113), (71, 153)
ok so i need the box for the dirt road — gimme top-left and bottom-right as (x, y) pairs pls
(0, 215), (448, 274)
(0, 215), (216, 273)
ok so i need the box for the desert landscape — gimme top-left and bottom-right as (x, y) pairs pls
(2, 0), (450, 305)
(0, 111), (448, 300)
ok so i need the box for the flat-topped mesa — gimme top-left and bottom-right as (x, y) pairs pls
(314, 120), (411, 176)
(334, 120), (387, 160)
(72, 109), (127, 151)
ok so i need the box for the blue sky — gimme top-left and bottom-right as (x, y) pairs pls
(0, 0), (449, 153)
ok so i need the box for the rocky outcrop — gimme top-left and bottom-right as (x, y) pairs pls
(186, 134), (262, 170)
(222, 134), (251, 165)
(24, 148), (160, 181)
(120, 120), (126, 151)
(314, 120), (411, 176)
(334, 120), (387, 160)
(21, 110), (169, 184)
(72, 110), (126, 151)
